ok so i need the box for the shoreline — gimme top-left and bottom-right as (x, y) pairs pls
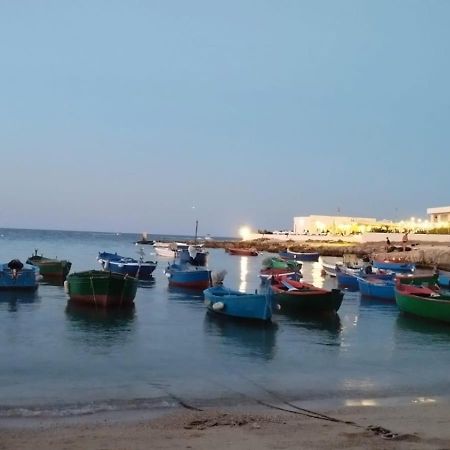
(1, 397), (450, 449)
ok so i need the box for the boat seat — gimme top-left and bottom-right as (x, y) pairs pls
(281, 280), (299, 291)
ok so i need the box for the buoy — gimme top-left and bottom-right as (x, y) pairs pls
(63, 280), (69, 293)
(212, 302), (224, 311)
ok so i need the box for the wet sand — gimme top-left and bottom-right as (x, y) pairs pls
(2, 400), (450, 449)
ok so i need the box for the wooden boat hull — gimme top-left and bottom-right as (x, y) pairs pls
(228, 248), (258, 256)
(279, 251), (319, 262)
(358, 278), (395, 300)
(165, 265), (211, 289)
(204, 286), (272, 321)
(438, 271), (450, 288)
(395, 287), (450, 323)
(373, 260), (415, 272)
(336, 269), (360, 290)
(321, 262), (337, 277)
(272, 279), (343, 314)
(26, 256), (71, 279)
(0, 264), (39, 291)
(107, 260), (157, 280)
(66, 271), (138, 308)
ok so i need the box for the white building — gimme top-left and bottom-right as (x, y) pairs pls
(427, 206), (450, 223)
(293, 215), (379, 235)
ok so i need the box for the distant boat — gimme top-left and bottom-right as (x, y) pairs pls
(0, 259), (40, 290)
(279, 250), (319, 262)
(97, 251), (157, 280)
(271, 277), (343, 314)
(227, 248), (258, 256)
(134, 232), (155, 245)
(65, 270), (138, 308)
(437, 270), (450, 288)
(204, 285), (272, 321)
(372, 259), (415, 272)
(154, 242), (188, 258)
(260, 257), (302, 280)
(26, 250), (72, 280)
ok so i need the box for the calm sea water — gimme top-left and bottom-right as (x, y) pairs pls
(0, 228), (449, 418)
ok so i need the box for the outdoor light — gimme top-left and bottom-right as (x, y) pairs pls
(239, 226), (252, 240)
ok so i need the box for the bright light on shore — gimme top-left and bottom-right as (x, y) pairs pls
(239, 226), (252, 240)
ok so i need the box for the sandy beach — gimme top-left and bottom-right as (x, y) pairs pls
(2, 400), (450, 450)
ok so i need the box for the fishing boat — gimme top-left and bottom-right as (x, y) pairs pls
(279, 250), (319, 262)
(321, 261), (338, 277)
(358, 273), (438, 301)
(372, 259), (415, 272)
(357, 277), (396, 300)
(97, 250), (157, 280)
(154, 242), (185, 257)
(227, 248), (258, 256)
(134, 232), (154, 245)
(395, 283), (450, 324)
(260, 257), (302, 280)
(164, 245), (211, 289)
(322, 254), (363, 278)
(26, 250), (72, 279)
(271, 277), (343, 314)
(65, 270), (138, 308)
(204, 285), (272, 321)
(0, 260), (40, 290)
(437, 270), (450, 288)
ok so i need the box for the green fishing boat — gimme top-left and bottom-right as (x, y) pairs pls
(395, 284), (450, 324)
(26, 250), (72, 279)
(66, 270), (138, 308)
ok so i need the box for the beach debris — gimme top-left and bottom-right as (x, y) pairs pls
(183, 413), (251, 430)
(366, 425), (399, 440)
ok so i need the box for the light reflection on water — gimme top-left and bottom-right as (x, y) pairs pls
(239, 256), (248, 292)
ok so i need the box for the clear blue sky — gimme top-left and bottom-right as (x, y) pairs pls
(1, 1), (449, 236)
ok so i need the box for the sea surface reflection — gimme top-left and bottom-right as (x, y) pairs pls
(203, 313), (278, 361)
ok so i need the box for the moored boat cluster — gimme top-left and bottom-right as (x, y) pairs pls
(2, 241), (450, 326)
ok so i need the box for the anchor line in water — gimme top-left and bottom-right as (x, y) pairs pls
(147, 383), (204, 412)
(211, 371), (402, 440)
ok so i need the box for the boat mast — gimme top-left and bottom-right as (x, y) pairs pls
(194, 220), (198, 244)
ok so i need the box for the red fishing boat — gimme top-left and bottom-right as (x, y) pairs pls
(227, 248), (258, 256)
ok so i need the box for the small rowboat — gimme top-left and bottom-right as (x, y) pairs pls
(204, 285), (272, 321)
(271, 277), (343, 314)
(395, 283), (450, 324)
(372, 260), (415, 272)
(26, 251), (71, 280)
(279, 250), (319, 262)
(66, 271), (138, 308)
(227, 248), (258, 256)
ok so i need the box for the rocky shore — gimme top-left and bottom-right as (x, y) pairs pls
(201, 239), (450, 270)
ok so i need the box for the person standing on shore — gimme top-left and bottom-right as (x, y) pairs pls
(402, 231), (409, 251)
(385, 237), (391, 251)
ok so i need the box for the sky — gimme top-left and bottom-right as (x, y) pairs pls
(1, 0), (449, 236)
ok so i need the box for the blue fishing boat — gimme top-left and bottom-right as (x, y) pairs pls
(97, 251), (157, 280)
(0, 260), (40, 290)
(204, 285), (273, 321)
(438, 270), (450, 288)
(279, 250), (319, 262)
(372, 260), (415, 272)
(357, 277), (396, 300)
(163, 245), (210, 288)
(335, 266), (360, 290)
(337, 265), (395, 291)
